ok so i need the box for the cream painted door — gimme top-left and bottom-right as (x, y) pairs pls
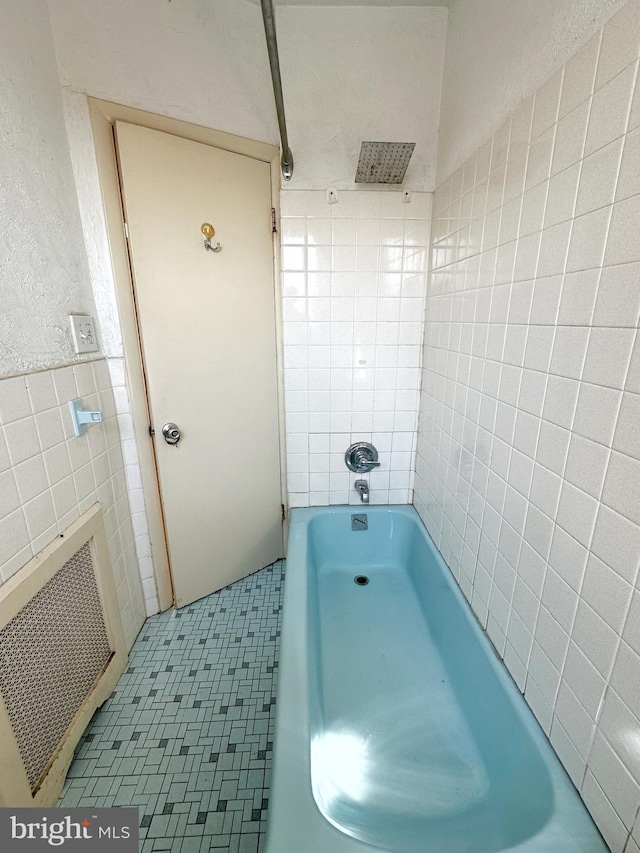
(115, 121), (283, 608)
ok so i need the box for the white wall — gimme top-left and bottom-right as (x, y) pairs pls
(416, 2), (640, 849)
(60, 92), (126, 361)
(0, 0), (147, 646)
(281, 189), (431, 508)
(0, 363), (147, 649)
(47, 0), (276, 148)
(46, 2), (447, 518)
(47, 0), (446, 191)
(277, 6), (447, 190)
(437, 0), (628, 184)
(59, 91), (159, 617)
(0, 0), (98, 376)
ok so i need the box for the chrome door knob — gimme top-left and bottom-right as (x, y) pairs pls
(162, 423), (181, 445)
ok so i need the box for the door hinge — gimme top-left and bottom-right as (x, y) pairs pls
(281, 504), (286, 522)
(149, 425), (155, 436)
(271, 208), (277, 234)
(124, 221), (130, 241)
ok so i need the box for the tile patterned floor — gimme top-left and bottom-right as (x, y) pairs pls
(59, 561), (285, 853)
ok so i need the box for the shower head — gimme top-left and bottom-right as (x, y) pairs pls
(354, 141), (415, 184)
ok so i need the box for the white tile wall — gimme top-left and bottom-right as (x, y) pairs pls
(415, 2), (640, 850)
(107, 358), (159, 616)
(0, 360), (147, 649)
(281, 189), (431, 507)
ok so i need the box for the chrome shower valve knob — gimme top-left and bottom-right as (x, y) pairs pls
(345, 442), (380, 473)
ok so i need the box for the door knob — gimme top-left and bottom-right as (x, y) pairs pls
(162, 423), (181, 446)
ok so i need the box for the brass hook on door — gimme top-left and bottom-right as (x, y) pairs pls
(201, 223), (222, 253)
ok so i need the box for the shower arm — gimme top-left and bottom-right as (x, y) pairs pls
(260, 0), (294, 181)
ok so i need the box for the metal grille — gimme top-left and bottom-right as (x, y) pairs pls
(354, 141), (415, 184)
(0, 542), (113, 792)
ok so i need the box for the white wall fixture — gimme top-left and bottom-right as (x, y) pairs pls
(68, 397), (103, 436)
(69, 314), (99, 353)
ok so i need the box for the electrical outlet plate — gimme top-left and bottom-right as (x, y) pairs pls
(69, 315), (99, 354)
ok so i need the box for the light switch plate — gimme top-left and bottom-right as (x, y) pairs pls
(69, 314), (99, 354)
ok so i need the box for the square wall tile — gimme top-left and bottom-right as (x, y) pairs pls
(595, 0), (640, 89)
(280, 189), (430, 508)
(559, 32), (600, 119)
(585, 63), (636, 157)
(414, 14), (640, 850)
(0, 364), (147, 636)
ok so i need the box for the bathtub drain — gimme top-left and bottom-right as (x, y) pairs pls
(354, 575), (369, 586)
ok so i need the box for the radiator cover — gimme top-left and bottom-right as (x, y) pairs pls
(0, 505), (128, 806)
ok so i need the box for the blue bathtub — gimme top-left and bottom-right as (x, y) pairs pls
(265, 505), (608, 853)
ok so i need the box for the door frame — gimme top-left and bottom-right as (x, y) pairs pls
(88, 98), (286, 612)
